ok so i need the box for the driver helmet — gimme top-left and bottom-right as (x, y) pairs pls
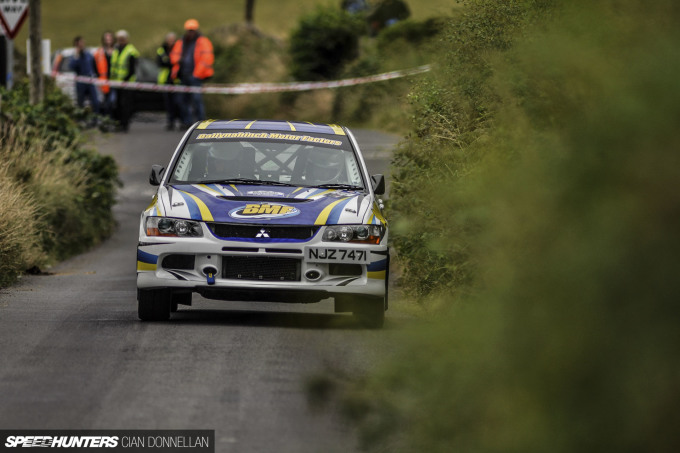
(307, 148), (344, 183)
(206, 146), (241, 178)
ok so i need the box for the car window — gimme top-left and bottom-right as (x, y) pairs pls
(170, 131), (365, 188)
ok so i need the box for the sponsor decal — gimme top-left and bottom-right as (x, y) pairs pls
(195, 132), (343, 147)
(246, 190), (285, 198)
(229, 203), (300, 220)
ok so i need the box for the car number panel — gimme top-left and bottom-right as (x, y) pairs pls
(306, 247), (370, 263)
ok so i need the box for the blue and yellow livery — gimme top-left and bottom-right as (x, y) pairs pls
(136, 120), (389, 327)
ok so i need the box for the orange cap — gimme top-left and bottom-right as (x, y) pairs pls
(184, 19), (199, 30)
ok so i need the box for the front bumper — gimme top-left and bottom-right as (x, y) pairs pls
(137, 224), (388, 303)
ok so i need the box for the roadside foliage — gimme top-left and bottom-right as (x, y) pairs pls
(335, 0), (680, 451)
(203, 7), (442, 131)
(0, 80), (119, 287)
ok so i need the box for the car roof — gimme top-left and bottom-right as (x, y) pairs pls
(195, 120), (347, 136)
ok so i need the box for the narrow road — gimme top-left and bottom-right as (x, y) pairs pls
(0, 118), (403, 452)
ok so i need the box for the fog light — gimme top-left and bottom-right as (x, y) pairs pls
(305, 270), (322, 281)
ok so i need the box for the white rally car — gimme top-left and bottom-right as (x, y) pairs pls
(137, 120), (389, 327)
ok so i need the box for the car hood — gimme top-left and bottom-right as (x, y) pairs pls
(147, 183), (385, 226)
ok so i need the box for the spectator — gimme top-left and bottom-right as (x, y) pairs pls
(93, 31), (115, 116)
(69, 36), (99, 113)
(157, 32), (180, 131)
(50, 51), (64, 77)
(110, 29), (139, 131)
(170, 19), (214, 128)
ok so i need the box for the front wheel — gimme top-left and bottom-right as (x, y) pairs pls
(353, 296), (385, 329)
(138, 289), (172, 321)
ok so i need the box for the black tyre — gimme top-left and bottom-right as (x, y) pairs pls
(353, 296), (385, 329)
(138, 288), (172, 321)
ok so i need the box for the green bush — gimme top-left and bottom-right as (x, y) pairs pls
(289, 5), (365, 81)
(0, 79), (119, 285)
(388, 0), (545, 302)
(332, 1), (680, 452)
(211, 43), (243, 84)
(375, 17), (445, 52)
(327, 15), (450, 131)
(0, 79), (94, 147)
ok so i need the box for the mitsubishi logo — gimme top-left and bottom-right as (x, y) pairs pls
(255, 228), (270, 238)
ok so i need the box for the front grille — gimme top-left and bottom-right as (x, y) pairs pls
(208, 223), (320, 240)
(222, 246), (259, 253)
(222, 256), (301, 281)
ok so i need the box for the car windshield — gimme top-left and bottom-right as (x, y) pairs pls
(169, 130), (365, 190)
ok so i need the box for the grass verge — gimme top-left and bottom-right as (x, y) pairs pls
(0, 81), (119, 287)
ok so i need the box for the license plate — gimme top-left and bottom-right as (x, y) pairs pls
(306, 247), (369, 263)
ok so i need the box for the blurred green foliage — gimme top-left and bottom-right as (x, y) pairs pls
(289, 5), (365, 81)
(204, 8), (449, 130)
(0, 79), (120, 286)
(339, 0), (680, 451)
(389, 0), (554, 301)
(211, 43), (244, 84)
(329, 13), (450, 130)
(375, 17), (446, 52)
(0, 79), (92, 147)
(204, 24), (291, 120)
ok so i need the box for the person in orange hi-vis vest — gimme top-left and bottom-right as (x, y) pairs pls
(93, 31), (115, 116)
(170, 19), (214, 128)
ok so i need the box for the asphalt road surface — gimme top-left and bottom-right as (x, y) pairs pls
(0, 118), (404, 453)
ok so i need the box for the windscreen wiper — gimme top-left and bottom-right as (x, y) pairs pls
(200, 178), (296, 186)
(312, 183), (364, 191)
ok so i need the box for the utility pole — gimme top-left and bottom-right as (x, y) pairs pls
(29, 0), (42, 104)
(245, 0), (255, 26)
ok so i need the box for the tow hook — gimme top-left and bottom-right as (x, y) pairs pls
(202, 266), (218, 285)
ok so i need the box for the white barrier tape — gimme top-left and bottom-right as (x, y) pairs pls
(55, 65), (431, 95)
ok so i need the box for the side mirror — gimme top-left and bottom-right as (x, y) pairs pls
(149, 165), (165, 186)
(371, 174), (385, 195)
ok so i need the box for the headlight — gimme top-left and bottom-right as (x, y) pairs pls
(322, 225), (384, 244)
(146, 217), (203, 237)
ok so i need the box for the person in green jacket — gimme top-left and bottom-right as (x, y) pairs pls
(157, 32), (180, 131)
(110, 29), (139, 131)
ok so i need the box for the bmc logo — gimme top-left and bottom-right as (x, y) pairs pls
(229, 203), (300, 220)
